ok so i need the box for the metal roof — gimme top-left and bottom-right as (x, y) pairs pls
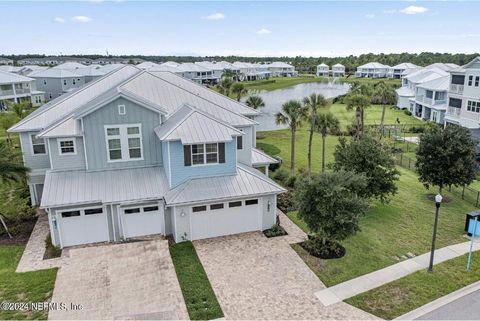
(391, 63), (418, 69)
(357, 62), (390, 69)
(41, 166), (169, 208)
(267, 61), (294, 68)
(164, 164), (286, 206)
(154, 105), (243, 144)
(251, 148), (279, 166)
(52, 62), (87, 70)
(37, 117), (82, 138)
(417, 75), (449, 91)
(332, 63), (345, 68)
(28, 68), (83, 78)
(396, 86), (415, 97)
(0, 70), (34, 84)
(136, 61), (161, 69)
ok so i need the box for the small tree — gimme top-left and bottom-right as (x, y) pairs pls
(345, 94), (371, 138)
(230, 82), (248, 101)
(296, 171), (369, 253)
(333, 135), (399, 202)
(215, 78), (233, 96)
(416, 125), (476, 194)
(245, 95), (265, 109)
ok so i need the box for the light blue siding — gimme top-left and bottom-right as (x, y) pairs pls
(48, 137), (86, 171)
(168, 140), (236, 188)
(19, 132), (51, 170)
(82, 97), (163, 170)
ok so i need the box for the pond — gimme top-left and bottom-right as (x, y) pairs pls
(246, 80), (350, 131)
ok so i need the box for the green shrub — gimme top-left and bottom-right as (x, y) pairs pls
(272, 168), (290, 185)
(277, 189), (296, 212)
(263, 223), (287, 238)
(404, 110), (412, 116)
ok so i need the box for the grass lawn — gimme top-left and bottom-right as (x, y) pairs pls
(289, 167), (474, 286)
(346, 251), (480, 319)
(0, 246), (57, 320)
(169, 242), (223, 320)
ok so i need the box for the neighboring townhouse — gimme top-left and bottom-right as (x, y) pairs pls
(136, 61), (161, 70)
(177, 63), (220, 84)
(18, 65), (49, 76)
(267, 61), (296, 77)
(0, 58), (14, 65)
(411, 76), (449, 124)
(233, 62), (269, 81)
(8, 66), (282, 248)
(444, 57), (480, 129)
(195, 61), (225, 80)
(316, 63), (329, 77)
(331, 63), (346, 77)
(29, 68), (85, 101)
(387, 62), (418, 79)
(0, 65), (24, 73)
(355, 62), (390, 78)
(0, 71), (45, 110)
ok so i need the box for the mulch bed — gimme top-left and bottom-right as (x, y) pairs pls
(263, 225), (288, 238)
(0, 217), (37, 245)
(299, 239), (346, 259)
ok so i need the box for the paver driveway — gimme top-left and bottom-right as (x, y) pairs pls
(49, 239), (188, 320)
(194, 231), (379, 320)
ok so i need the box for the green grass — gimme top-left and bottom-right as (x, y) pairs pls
(346, 251), (480, 319)
(0, 245), (57, 320)
(289, 167), (474, 286)
(169, 242), (223, 320)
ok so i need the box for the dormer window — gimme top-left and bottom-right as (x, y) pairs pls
(184, 143), (225, 166)
(118, 105), (126, 115)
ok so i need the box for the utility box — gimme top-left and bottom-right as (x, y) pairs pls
(465, 211), (480, 237)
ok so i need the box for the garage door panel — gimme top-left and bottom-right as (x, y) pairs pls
(123, 206), (163, 238)
(60, 208), (109, 247)
(191, 200), (261, 240)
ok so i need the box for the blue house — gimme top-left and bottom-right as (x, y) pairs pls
(8, 66), (283, 248)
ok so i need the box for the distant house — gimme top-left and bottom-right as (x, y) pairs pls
(29, 68), (85, 101)
(195, 61), (225, 80)
(316, 63), (329, 77)
(355, 62), (390, 78)
(331, 63), (346, 77)
(388, 63), (418, 79)
(267, 61), (296, 77)
(136, 61), (161, 70)
(0, 58), (13, 65)
(0, 71), (45, 110)
(233, 62), (270, 81)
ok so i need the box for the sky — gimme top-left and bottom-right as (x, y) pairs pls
(1, 0), (480, 57)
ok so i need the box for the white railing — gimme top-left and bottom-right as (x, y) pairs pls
(450, 84), (464, 94)
(447, 107), (461, 117)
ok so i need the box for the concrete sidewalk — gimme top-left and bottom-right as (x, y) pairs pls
(315, 240), (480, 306)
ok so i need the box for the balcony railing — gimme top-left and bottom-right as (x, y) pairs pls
(450, 84), (464, 94)
(447, 107), (461, 117)
(0, 89), (14, 96)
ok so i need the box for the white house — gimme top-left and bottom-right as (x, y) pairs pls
(331, 63), (346, 77)
(0, 58), (14, 65)
(355, 62), (390, 78)
(316, 63), (329, 77)
(388, 63), (418, 79)
(0, 71), (45, 110)
(267, 61), (296, 77)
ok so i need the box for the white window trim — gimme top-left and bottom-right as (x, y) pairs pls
(191, 143), (219, 166)
(30, 134), (47, 156)
(118, 104), (126, 115)
(57, 138), (77, 156)
(104, 123), (144, 163)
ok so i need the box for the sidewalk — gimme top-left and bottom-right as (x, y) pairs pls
(315, 240), (480, 306)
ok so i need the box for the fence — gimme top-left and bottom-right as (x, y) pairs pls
(394, 152), (480, 208)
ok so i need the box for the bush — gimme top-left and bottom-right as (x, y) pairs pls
(268, 156), (282, 172)
(408, 125), (426, 133)
(404, 110), (412, 116)
(301, 236), (346, 259)
(272, 168), (290, 185)
(277, 189), (296, 212)
(263, 223), (288, 238)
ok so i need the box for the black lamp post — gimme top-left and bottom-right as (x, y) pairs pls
(428, 194), (443, 272)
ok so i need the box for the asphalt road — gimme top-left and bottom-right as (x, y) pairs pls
(416, 289), (480, 320)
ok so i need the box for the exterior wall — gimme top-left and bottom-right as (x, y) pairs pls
(397, 95), (413, 109)
(48, 137), (86, 171)
(61, 76), (85, 92)
(33, 78), (64, 100)
(168, 139), (237, 188)
(261, 194), (277, 230)
(237, 125), (253, 166)
(19, 131), (51, 170)
(82, 97), (163, 171)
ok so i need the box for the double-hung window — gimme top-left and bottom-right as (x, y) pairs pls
(105, 124), (143, 162)
(191, 143), (218, 165)
(58, 138), (76, 155)
(31, 135), (46, 155)
(468, 75), (473, 86)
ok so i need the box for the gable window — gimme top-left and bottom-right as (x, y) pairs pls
(63, 79), (67, 86)
(118, 104), (126, 115)
(468, 75), (473, 86)
(476, 76), (480, 87)
(31, 135), (47, 155)
(105, 124), (143, 162)
(58, 138), (76, 155)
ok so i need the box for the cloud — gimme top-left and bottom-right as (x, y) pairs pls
(71, 16), (92, 23)
(256, 28), (271, 35)
(204, 13), (225, 20)
(53, 17), (66, 23)
(400, 6), (429, 15)
(365, 14), (376, 19)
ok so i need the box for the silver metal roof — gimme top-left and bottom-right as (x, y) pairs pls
(0, 70), (34, 84)
(29, 68), (83, 78)
(154, 105), (243, 144)
(41, 166), (169, 208)
(164, 164), (286, 206)
(251, 148), (279, 166)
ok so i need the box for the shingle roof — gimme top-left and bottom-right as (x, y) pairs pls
(164, 164), (286, 206)
(0, 70), (34, 84)
(154, 105), (243, 144)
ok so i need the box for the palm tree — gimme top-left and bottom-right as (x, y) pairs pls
(245, 95), (265, 109)
(374, 81), (397, 138)
(230, 82), (248, 101)
(215, 77), (233, 96)
(345, 93), (371, 138)
(0, 141), (29, 184)
(8, 101), (33, 119)
(302, 93), (329, 176)
(275, 100), (307, 175)
(316, 112), (340, 175)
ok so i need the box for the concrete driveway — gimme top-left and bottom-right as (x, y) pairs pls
(194, 231), (378, 320)
(49, 239), (188, 320)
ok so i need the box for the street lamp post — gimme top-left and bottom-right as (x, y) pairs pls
(428, 194), (443, 272)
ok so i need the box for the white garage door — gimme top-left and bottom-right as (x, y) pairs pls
(122, 205), (164, 238)
(59, 207), (109, 247)
(191, 198), (261, 240)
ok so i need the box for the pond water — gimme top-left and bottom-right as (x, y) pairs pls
(247, 80), (350, 131)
